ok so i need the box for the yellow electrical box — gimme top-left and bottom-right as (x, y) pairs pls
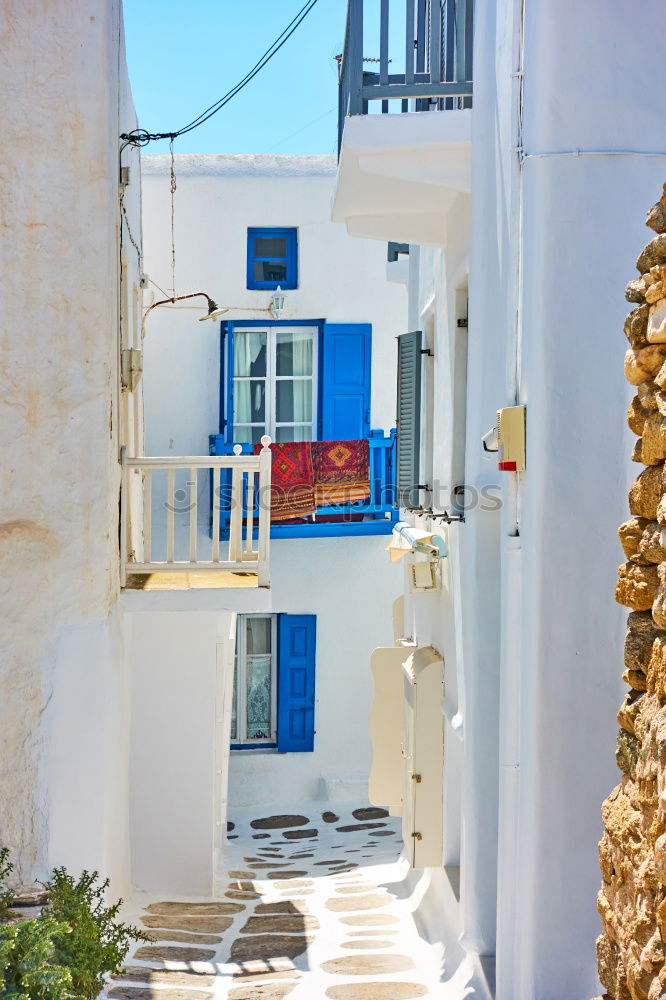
(497, 405), (526, 472)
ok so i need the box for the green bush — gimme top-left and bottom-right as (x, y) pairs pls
(43, 869), (147, 1000)
(0, 918), (73, 1000)
(0, 846), (15, 919)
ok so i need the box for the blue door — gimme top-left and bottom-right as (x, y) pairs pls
(320, 323), (372, 440)
(277, 614), (316, 752)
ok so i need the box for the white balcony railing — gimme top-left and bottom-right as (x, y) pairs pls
(120, 438), (272, 587)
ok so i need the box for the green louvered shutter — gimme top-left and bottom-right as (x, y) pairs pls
(396, 330), (422, 509)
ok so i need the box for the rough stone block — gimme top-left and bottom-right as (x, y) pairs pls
(647, 186), (666, 234)
(616, 562), (660, 611)
(640, 523), (666, 564)
(625, 613), (663, 672)
(618, 690), (645, 736)
(630, 395), (658, 436)
(625, 346), (666, 384)
(621, 519), (650, 559)
(617, 729), (640, 777)
(627, 305), (651, 349)
(649, 300), (666, 344)
(648, 636), (666, 700)
(627, 279), (647, 304)
(629, 465), (665, 520)
(623, 668), (648, 691)
(643, 415), (666, 465)
(653, 565), (666, 629)
(637, 234), (666, 274)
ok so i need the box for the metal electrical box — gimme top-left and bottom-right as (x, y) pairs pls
(402, 646), (444, 868)
(497, 404), (526, 472)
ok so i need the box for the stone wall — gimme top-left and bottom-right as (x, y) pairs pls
(595, 185), (666, 1000)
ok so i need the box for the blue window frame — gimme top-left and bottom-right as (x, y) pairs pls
(247, 227), (298, 290)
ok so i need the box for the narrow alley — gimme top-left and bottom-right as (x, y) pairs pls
(107, 805), (447, 1000)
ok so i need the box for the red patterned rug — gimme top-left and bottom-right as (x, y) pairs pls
(254, 442), (315, 522)
(312, 439), (370, 507)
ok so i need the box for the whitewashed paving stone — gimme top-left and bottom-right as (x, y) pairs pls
(255, 901), (311, 915)
(134, 945), (216, 962)
(320, 955), (415, 975)
(340, 914), (399, 927)
(228, 984), (297, 1000)
(112, 968), (215, 986)
(141, 915), (233, 933)
(143, 929), (221, 945)
(145, 901), (242, 915)
(325, 985), (428, 999)
(340, 939), (394, 949)
(325, 893), (392, 913)
(229, 933), (313, 963)
(240, 914), (320, 934)
(108, 989), (213, 1000)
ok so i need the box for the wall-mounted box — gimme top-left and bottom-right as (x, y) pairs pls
(402, 646), (444, 868)
(497, 405), (526, 472)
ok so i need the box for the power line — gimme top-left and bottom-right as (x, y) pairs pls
(120, 0), (321, 148)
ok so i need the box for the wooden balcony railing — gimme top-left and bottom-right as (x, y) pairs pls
(338, 0), (474, 149)
(120, 439), (272, 587)
(209, 430), (398, 539)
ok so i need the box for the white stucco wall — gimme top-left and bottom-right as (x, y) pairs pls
(140, 156), (406, 808)
(126, 609), (236, 895)
(0, 0), (142, 891)
(387, 1), (666, 997)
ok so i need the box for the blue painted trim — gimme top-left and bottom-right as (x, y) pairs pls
(224, 318), (326, 327)
(268, 517), (397, 538)
(231, 742), (277, 751)
(247, 227), (298, 290)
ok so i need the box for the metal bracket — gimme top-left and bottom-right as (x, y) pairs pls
(121, 347), (143, 392)
(411, 832), (423, 841)
(412, 773), (422, 783)
(420, 348), (433, 356)
(457, 317), (468, 328)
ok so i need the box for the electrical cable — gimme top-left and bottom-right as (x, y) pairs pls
(120, 0), (320, 148)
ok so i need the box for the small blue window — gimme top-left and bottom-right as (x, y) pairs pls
(247, 227), (297, 290)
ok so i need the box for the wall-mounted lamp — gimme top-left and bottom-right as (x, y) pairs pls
(271, 286), (286, 320)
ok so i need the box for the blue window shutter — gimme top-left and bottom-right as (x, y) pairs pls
(321, 323), (371, 440)
(277, 614), (316, 753)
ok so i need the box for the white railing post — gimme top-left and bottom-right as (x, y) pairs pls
(166, 468), (175, 563)
(142, 469), (152, 563)
(229, 445), (244, 564)
(245, 470), (256, 559)
(189, 467), (197, 563)
(257, 435), (272, 588)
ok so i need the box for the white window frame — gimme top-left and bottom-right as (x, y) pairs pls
(232, 325), (319, 443)
(232, 613), (278, 746)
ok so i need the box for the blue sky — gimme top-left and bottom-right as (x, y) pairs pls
(123, 0), (345, 156)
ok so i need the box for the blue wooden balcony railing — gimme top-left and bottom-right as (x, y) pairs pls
(209, 430), (399, 539)
(338, 0), (474, 150)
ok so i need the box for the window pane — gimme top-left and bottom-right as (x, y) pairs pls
(246, 616), (271, 655)
(246, 656), (272, 740)
(276, 330), (313, 376)
(253, 260), (287, 283)
(234, 380), (265, 424)
(234, 331), (267, 377)
(275, 425), (313, 443)
(234, 425), (266, 444)
(276, 380), (312, 424)
(254, 237), (287, 258)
